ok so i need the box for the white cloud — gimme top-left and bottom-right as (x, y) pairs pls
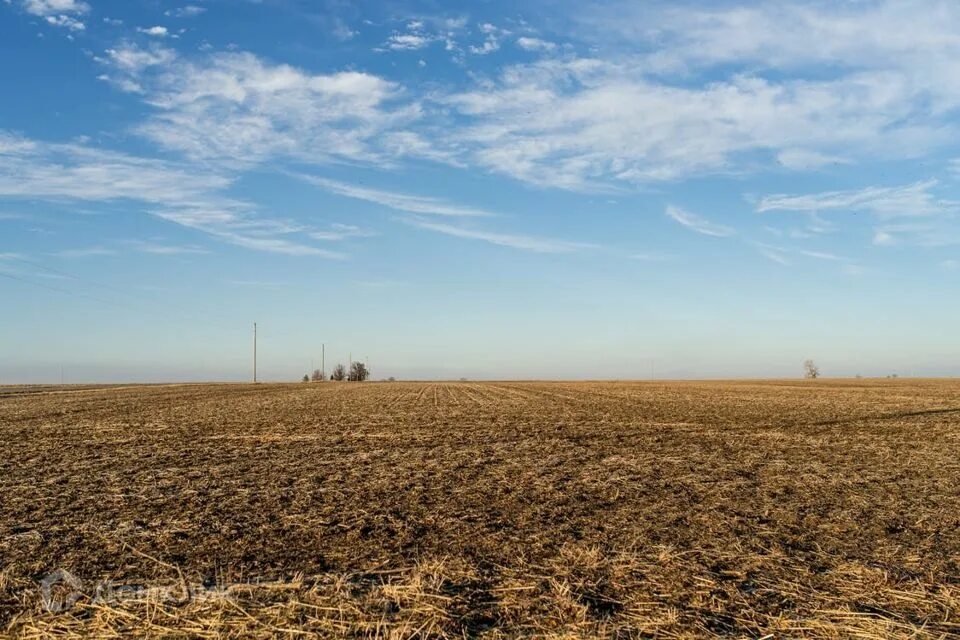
(100, 41), (176, 73)
(122, 240), (210, 254)
(516, 37), (556, 52)
(0, 135), (231, 203)
(753, 242), (852, 267)
(469, 38), (499, 55)
(439, 16), (468, 30)
(873, 230), (896, 246)
(137, 26), (169, 37)
(331, 19), (357, 41)
(0, 132), (343, 256)
(384, 33), (433, 50)
(295, 174), (494, 217)
(757, 180), (957, 218)
(98, 49), (418, 168)
(54, 246), (118, 258)
(757, 247), (790, 266)
(665, 205), (735, 237)
(868, 222), (960, 248)
(427, 1), (960, 190)
(44, 14), (84, 30)
(575, 1), (960, 80)
(309, 223), (376, 241)
(796, 249), (846, 262)
(22, 0), (88, 16)
(21, 0), (87, 30)
(165, 6), (206, 18)
(0, 132), (37, 154)
(440, 55), (945, 190)
(403, 217), (593, 253)
(467, 22), (506, 55)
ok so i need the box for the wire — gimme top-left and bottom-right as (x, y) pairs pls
(0, 261), (240, 332)
(0, 270), (143, 313)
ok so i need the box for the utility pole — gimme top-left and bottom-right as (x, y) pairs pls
(253, 322), (257, 383)
(321, 343), (325, 380)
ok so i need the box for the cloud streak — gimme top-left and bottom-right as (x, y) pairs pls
(757, 180), (957, 218)
(0, 132), (345, 257)
(295, 174), (495, 217)
(665, 206), (735, 237)
(402, 217), (594, 254)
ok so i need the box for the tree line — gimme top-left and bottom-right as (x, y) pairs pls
(302, 361), (370, 383)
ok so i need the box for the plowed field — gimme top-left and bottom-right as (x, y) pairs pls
(2, 380), (959, 637)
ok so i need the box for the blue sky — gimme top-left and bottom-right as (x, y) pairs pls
(1, 0), (959, 382)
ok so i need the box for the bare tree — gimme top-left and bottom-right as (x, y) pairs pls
(803, 359), (820, 379)
(310, 368), (324, 382)
(330, 364), (346, 381)
(348, 361), (370, 382)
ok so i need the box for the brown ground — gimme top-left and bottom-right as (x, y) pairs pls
(1, 380), (959, 638)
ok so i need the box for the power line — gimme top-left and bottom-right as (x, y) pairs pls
(1, 257), (239, 332)
(0, 270), (147, 313)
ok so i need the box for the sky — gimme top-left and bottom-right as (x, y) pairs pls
(1, 0), (959, 382)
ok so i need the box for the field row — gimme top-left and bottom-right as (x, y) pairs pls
(2, 380), (959, 637)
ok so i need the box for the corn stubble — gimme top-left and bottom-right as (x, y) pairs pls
(1, 380), (958, 638)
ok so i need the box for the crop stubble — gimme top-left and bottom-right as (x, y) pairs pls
(1, 380), (959, 637)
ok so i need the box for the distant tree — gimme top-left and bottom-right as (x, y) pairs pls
(311, 368), (324, 382)
(330, 364), (346, 381)
(387, 376), (396, 382)
(301, 374), (309, 383)
(803, 359), (820, 379)
(348, 361), (370, 382)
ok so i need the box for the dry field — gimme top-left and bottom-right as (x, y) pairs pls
(1, 380), (959, 638)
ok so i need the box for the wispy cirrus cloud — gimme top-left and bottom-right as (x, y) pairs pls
(295, 174), (495, 217)
(870, 222), (960, 247)
(52, 246), (118, 258)
(309, 223), (376, 242)
(757, 180), (958, 218)
(121, 239), (210, 255)
(402, 217), (594, 254)
(752, 242), (853, 267)
(0, 131), (344, 257)
(665, 205), (735, 237)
